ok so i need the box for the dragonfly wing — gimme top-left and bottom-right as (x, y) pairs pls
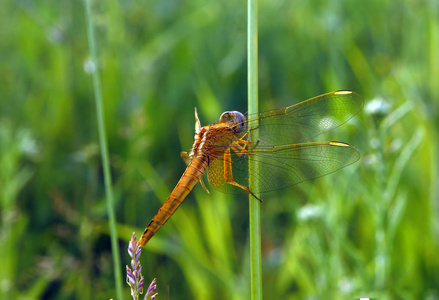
(246, 91), (363, 146)
(207, 141), (360, 194)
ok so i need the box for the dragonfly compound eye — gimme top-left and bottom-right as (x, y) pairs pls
(219, 111), (246, 125)
(234, 111), (246, 125)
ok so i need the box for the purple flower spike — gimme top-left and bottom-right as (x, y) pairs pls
(145, 278), (158, 299)
(136, 265), (142, 278)
(126, 266), (136, 285)
(126, 233), (158, 300)
(138, 276), (144, 290)
(128, 233), (136, 252)
(131, 259), (136, 270)
(136, 246), (141, 261)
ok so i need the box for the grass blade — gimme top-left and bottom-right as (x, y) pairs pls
(84, 0), (124, 299)
(247, 0), (262, 298)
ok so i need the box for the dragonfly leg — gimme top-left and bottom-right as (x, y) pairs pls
(223, 147), (262, 201)
(223, 148), (232, 181)
(251, 139), (260, 150)
(239, 133), (260, 151)
(229, 137), (253, 157)
(230, 144), (250, 157)
(237, 134), (252, 145)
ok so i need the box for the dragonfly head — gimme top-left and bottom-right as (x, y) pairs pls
(219, 111), (247, 136)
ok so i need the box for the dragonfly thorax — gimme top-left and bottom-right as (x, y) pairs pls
(190, 111), (247, 160)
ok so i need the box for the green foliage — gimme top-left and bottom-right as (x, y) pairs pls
(0, 0), (438, 299)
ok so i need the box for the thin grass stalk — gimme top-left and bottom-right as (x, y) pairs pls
(247, 0), (262, 298)
(84, 0), (124, 299)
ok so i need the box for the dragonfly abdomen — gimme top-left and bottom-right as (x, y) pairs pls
(137, 154), (209, 246)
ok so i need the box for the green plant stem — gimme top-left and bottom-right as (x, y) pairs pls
(247, 0), (262, 298)
(84, 0), (124, 299)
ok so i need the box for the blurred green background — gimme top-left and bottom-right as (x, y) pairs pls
(1, 0), (438, 299)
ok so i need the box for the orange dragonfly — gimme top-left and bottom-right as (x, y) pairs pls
(137, 90), (363, 246)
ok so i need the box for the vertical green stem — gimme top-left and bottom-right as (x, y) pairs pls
(84, 1), (124, 299)
(247, 0), (262, 299)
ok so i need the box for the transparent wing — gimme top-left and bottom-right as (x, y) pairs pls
(207, 141), (360, 194)
(244, 90), (363, 147)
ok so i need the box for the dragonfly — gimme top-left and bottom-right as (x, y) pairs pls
(137, 90), (363, 246)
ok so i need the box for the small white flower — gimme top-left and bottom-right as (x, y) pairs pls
(365, 97), (390, 116)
